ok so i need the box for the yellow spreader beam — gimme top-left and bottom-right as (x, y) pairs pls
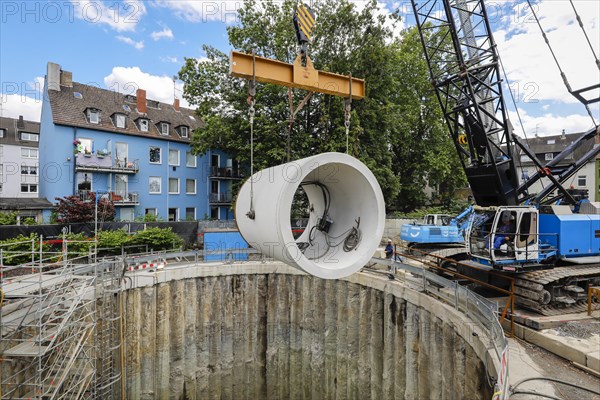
(230, 50), (365, 99)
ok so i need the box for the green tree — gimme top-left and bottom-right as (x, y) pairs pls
(179, 0), (402, 201)
(179, 0), (465, 212)
(129, 227), (183, 251)
(54, 193), (116, 223)
(387, 27), (466, 211)
(0, 212), (17, 225)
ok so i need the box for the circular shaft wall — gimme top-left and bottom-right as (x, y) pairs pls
(123, 272), (493, 399)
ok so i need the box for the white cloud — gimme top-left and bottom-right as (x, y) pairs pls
(154, 0), (404, 32)
(151, 27), (174, 41)
(116, 35), (144, 50)
(0, 94), (42, 122)
(160, 56), (180, 64)
(509, 107), (596, 138)
(103, 66), (191, 109)
(496, 0), (599, 105)
(69, 0), (147, 32)
(350, 1), (405, 38)
(27, 76), (45, 94)
(153, 0), (241, 23)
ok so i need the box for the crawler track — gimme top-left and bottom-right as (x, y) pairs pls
(514, 264), (600, 316)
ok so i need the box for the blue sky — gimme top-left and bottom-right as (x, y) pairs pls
(1, 0), (598, 138)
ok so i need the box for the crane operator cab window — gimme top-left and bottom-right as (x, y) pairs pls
(493, 211), (516, 258)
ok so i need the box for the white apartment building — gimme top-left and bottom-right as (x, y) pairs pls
(516, 130), (598, 202)
(0, 116), (52, 222)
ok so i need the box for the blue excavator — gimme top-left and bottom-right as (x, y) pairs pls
(400, 206), (472, 248)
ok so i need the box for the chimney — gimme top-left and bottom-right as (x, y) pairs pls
(17, 115), (25, 129)
(60, 70), (73, 87)
(561, 129), (566, 139)
(136, 89), (147, 114)
(47, 62), (61, 92)
(174, 98), (180, 111)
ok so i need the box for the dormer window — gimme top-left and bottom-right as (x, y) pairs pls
(87, 109), (100, 124)
(112, 113), (126, 129)
(139, 119), (149, 132)
(178, 126), (189, 138)
(160, 123), (169, 135)
(147, 100), (160, 109)
(20, 132), (39, 142)
(125, 95), (136, 103)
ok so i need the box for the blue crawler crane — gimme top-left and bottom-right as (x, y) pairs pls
(410, 0), (600, 314)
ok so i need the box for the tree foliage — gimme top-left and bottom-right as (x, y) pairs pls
(0, 212), (17, 225)
(178, 0), (466, 211)
(128, 227), (183, 251)
(54, 193), (115, 223)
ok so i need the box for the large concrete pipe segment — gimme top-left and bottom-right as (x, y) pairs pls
(235, 152), (385, 279)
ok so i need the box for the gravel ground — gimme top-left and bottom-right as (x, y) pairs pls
(511, 338), (600, 400)
(554, 320), (600, 340)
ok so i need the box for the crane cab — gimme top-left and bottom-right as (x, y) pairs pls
(467, 206), (540, 269)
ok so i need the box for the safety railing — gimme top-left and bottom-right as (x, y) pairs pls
(374, 252), (510, 400)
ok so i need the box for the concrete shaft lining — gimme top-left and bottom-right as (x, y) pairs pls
(123, 264), (495, 399)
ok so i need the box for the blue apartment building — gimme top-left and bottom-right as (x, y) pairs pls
(39, 62), (240, 221)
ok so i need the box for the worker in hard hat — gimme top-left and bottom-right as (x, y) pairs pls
(385, 239), (394, 259)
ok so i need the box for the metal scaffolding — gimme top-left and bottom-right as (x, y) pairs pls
(0, 236), (124, 400)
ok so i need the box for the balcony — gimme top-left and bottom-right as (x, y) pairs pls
(79, 190), (139, 205)
(209, 193), (232, 205)
(209, 166), (243, 180)
(75, 154), (139, 174)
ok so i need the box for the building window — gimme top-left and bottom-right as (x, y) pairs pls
(77, 172), (93, 191)
(88, 109), (100, 124)
(77, 138), (93, 154)
(185, 208), (195, 221)
(0, 129), (5, 138)
(115, 114), (126, 128)
(577, 175), (586, 187)
(149, 177), (161, 194)
(186, 179), (196, 194)
(179, 126), (189, 138)
(168, 178), (179, 194)
(20, 132), (39, 142)
(0, 164), (3, 192)
(547, 139), (555, 145)
(168, 149), (180, 166)
(186, 151), (196, 167)
(161, 123), (169, 135)
(145, 208), (158, 216)
(21, 184), (38, 193)
(21, 148), (38, 159)
(21, 165), (38, 175)
(168, 208), (178, 222)
(545, 153), (554, 161)
(139, 119), (149, 132)
(149, 147), (161, 163)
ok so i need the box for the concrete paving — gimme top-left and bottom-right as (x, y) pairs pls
(507, 339), (559, 399)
